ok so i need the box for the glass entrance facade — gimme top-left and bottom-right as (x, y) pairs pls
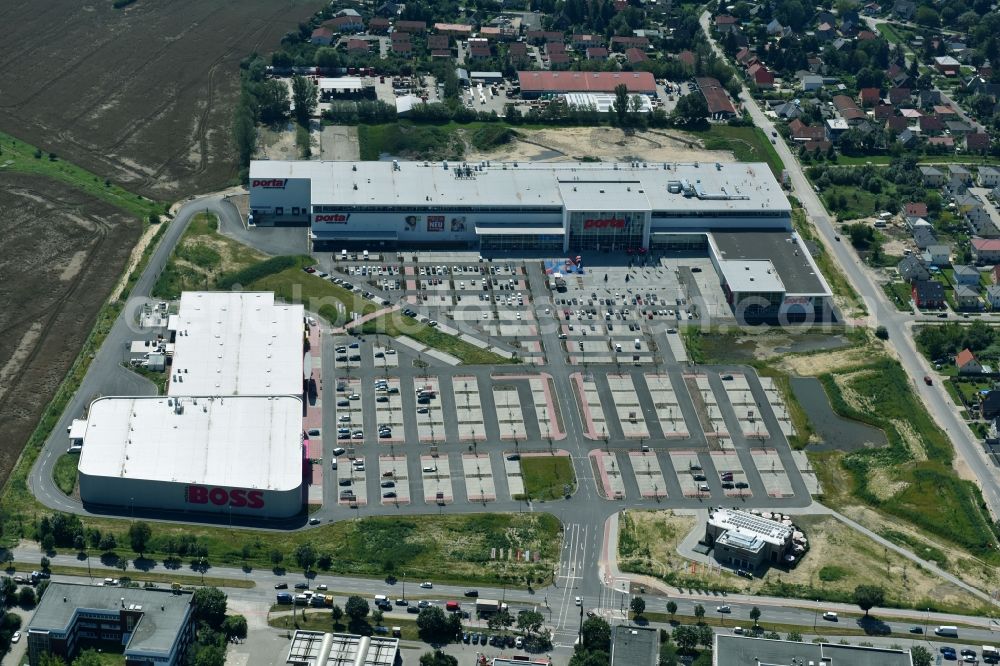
(567, 211), (647, 251)
(480, 233), (565, 251)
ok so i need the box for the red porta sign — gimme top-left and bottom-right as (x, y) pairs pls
(315, 214), (350, 223)
(186, 485), (265, 509)
(583, 218), (626, 229)
(251, 179), (288, 189)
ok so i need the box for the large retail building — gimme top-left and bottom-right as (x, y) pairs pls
(75, 292), (306, 519)
(248, 159), (832, 319)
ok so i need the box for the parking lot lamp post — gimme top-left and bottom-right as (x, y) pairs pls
(813, 602), (818, 631)
(402, 571), (406, 601)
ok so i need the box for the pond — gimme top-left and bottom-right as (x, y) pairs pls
(790, 376), (887, 452)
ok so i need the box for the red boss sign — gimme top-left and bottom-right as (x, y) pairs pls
(186, 485), (265, 509)
(583, 218), (626, 229)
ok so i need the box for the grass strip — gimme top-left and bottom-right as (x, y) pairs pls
(52, 454), (79, 496)
(14, 562), (254, 589)
(518, 456), (576, 501)
(360, 314), (516, 365)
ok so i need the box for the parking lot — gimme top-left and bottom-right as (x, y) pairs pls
(378, 455), (411, 505)
(463, 453), (496, 503)
(452, 375), (487, 442)
(628, 450), (667, 499)
(645, 373), (689, 438)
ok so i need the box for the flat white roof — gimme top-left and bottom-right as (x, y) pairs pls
(168, 292), (303, 396)
(250, 160), (789, 215)
(318, 77), (366, 91)
(77, 396), (302, 490)
(563, 92), (653, 113)
(718, 260), (785, 293)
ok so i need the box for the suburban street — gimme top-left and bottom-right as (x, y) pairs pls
(699, 10), (1000, 520)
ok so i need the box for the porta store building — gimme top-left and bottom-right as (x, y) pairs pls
(248, 159), (794, 253)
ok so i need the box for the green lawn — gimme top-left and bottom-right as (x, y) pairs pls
(53, 454), (79, 496)
(0, 130), (161, 220)
(691, 125), (785, 177)
(882, 282), (913, 311)
(360, 314), (516, 365)
(269, 613), (424, 642)
(21, 562), (255, 590)
(251, 267), (378, 324)
(359, 122), (471, 161)
(518, 455), (576, 501)
(876, 23), (905, 45)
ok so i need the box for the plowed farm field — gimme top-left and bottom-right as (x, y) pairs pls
(0, 0), (322, 200)
(0, 173), (140, 486)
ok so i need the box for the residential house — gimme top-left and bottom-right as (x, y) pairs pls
(994, 264), (1000, 282)
(526, 30), (563, 44)
(545, 41), (566, 58)
(973, 237), (1000, 264)
(919, 90), (942, 108)
(949, 164), (973, 185)
(586, 46), (608, 61)
(957, 193), (1000, 237)
(547, 52), (571, 68)
(860, 87), (881, 106)
(427, 34), (449, 50)
(897, 128), (917, 148)
(715, 14), (739, 34)
(863, 2), (882, 15)
(957, 348), (985, 374)
(919, 115), (944, 134)
(773, 101), (802, 119)
(436, 23), (472, 36)
(934, 55), (961, 75)
(905, 202), (928, 219)
(826, 118), (850, 140)
(735, 47), (754, 65)
(832, 95), (866, 124)
(929, 136), (956, 149)
(394, 20), (427, 32)
(898, 255), (931, 282)
(748, 63), (775, 89)
(368, 17), (390, 33)
(816, 22), (836, 41)
(610, 36), (649, 50)
(571, 33), (602, 49)
(893, 0), (915, 20)
(766, 19), (784, 36)
(982, 390), (1000, 419)
(324, 14), (365, 32)
(874, 104), (895, 122)
(979, 167), (1000, 188)
(310, 27), (334, 45)
(947, 120), (975, 136)
(347, 38), (370, 55)
(508, 42), (529, 63)
(888, 87), (911, 105)
(801, 75), (823, 92)
(913, 226), (937, 250)
(987, 284), (1000, 309)
(803, 140), (832, 153)
(807, 57), (825, 73)
(625, 47), (647, 64)
(697, 77), (738, 120)
(912, 279), (945, 308)
(390, 35), (412, 55)
(967, 133), (991, 153)
(956, 284), (982, 310)
(857, 30), (878, 40)
(677, 51), (697, 68)
(468, 43), (492, 59)
(923, 244), (952, 266)
(788, 119), (825, 142)
(920, 165), (945, 186)
(954, 264), (981, 286)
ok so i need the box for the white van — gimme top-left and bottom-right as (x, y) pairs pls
(634, 338), (641, 350)
(822, 611), (838, 621)
(341, 249), (348, 260)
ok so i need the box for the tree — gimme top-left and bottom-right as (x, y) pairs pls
(517, 609), (544, 634)
(257, 79), (290, 124)
(372, 609), (384, 626)
(71, 650), (104, 666)
(1, 576), (16, 602)
(128, 522), (152, 557)
(344, 595), (370, 622)
(294, 542), (317, 573)
(40, 556), (50, 571)
(613, 83), (631, 126)
(666, 600), (677, 620)
(911, 645), (932, 666)
(98, 533), (117, 552)
(18, 586), (36, 608)
(331, 604), (344, 628)
(39, 655), (67, 666)
(875, 326), (889, 340)
(420, 650), (458, 666)
(853, 584), (885, 616)
(269, 549), (284, 568)
(630, 596), (646, 617)
(580, 616), (611, 652)
(221, 614), (248, 643)
(41, 534), (55, 553)
(292, 75), (318, 126)
(192, 644), (226, 666)
(417, 606), (455, 642)
(673, 93), (708, 126)
(749, 606), (761, 626)
(697, 624), (713, 648)
(192, 587), (229, 630)
(693, 604), (705, 623)
(672, 625), (698, 652)
(786, 630), (803, 641)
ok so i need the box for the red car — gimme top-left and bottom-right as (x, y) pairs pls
(924, 376), (933, 386)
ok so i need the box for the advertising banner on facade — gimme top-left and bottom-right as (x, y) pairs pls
(427, 215), (445, 232)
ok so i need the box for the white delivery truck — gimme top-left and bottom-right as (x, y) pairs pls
(934, 625), (958, 637)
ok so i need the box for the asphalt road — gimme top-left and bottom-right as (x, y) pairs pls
(699, 11), (1000, 520)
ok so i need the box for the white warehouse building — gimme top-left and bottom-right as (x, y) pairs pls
(75, 292), (307, 519)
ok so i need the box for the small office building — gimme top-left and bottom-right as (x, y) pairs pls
(704, 508), (794, 570)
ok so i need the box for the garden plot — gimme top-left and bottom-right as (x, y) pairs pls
(607, 374), (649, 439)
(719, 373), (770, 440)
(504, 454), (525, 498)
(494, 386), (528, 441)
(528, 375), (565, 440)
(372, 345), (399, 369)
(377, 455), (410, 505)
(573, 373), (608, 440)
(462, 453), (497, 502)
(628, 451), (667, 499)
(589, 450), (627, 500)
(336, 456), (367, 507)
(669, 451), (707, 497)
(710, 450), (751, 498)
(373, 378), (405, 445)
(685, 374), (728, 437)
(420, 454), (453, 504)
(759, 376), (796, 438)
(644, 373), (688, 438)
(452, 376), (487, 442)
(414, 377), (446, 443)
(751, 448), (794, 498)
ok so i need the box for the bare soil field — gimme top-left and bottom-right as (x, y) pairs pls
(0, 0), (323, 200)
(0, 172), (140, 484)
(464, 127), (737, 164)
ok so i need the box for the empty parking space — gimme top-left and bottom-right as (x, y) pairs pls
(504, 453), (524, 498)
(573, 373), (608, 440)
(644, 373), (689, 438)
(528, 375), (565, 441)
(452, 376), (487, 442)
(751, 449), (794, 498)
(334, 379), (365, 444)
(670, 451), (708, 498)
(414, 377), (445, 443)
(420, 454), (453, 504)
(377, 455), (410, 505)
(628, 451), (667, 499)
(372, 378), (404, 445)
(607, 374), (649, 439)
(589, 450), (626, 500)
(719, 373), (770, 440)
(493, 386), (527, 441)
(336, 456), (367, 506)
(709, 451), (751, 498)
(462, 453), (496, 502)
(685, 373), (727, 437)
(372, 344), (399, 369)
(759, 376), (796, 438)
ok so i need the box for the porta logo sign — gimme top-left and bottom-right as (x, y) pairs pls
(186, 485), (265, 509)
(251, 179), (288, 189)
(583, 217), (627, 229)
(315, 213), (350, 223)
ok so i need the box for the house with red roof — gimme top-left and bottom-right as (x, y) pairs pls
(368, 17), (390, 34)
(311, 27), (334, 45)
(967, 133), (991, 153)
(889, 87), (911, 105)
(586, 46), (609, 61)
(395, 20), (427, 33)
(748, 63), (774, 89)
(626, 47), (647, 64)
(714, 14), (739, 34)
(677, 51), (697, 67)
(859, 87), (881, 106)
(324, 14), (365, 32)
(905, 202), (928, 218)
(919, 115), (944, 134)
(973, 237), (1000, 264)
(788, 119), (826, 142)
(956, 348), (984, 375)
(347, 38), (370, 55)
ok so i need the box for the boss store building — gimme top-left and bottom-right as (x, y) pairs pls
(248, 160), (794, 253)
